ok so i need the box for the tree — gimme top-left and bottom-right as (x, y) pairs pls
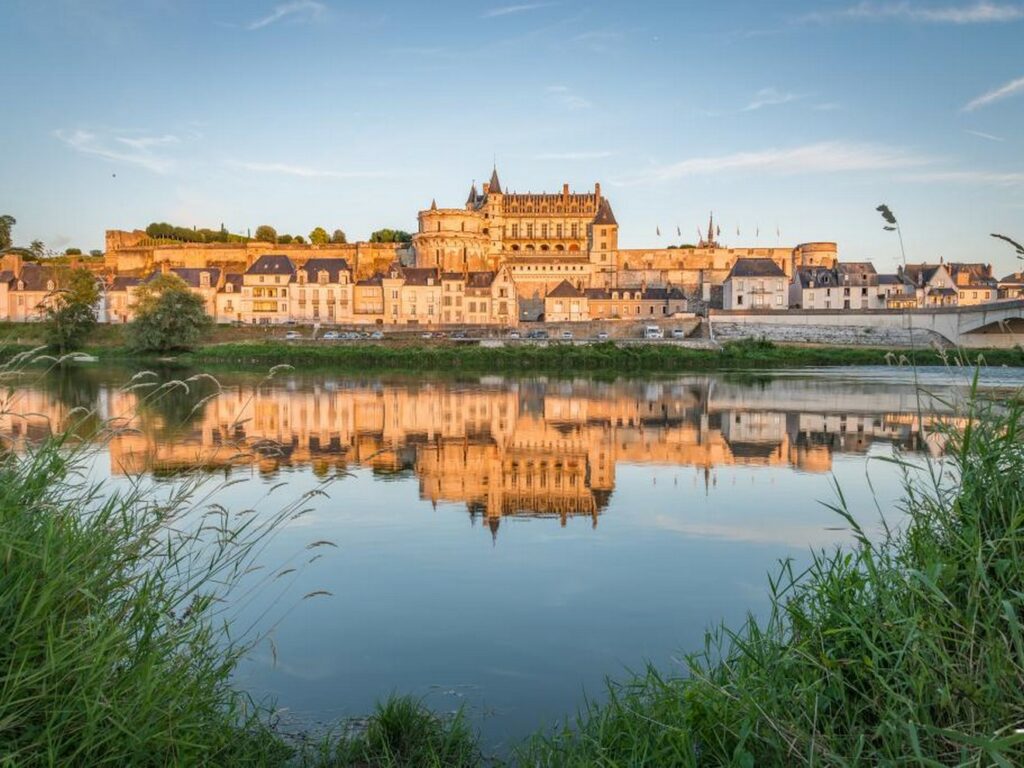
(0, 214), (14, 250)
(331, 229), (347, 244)
(65, 247), (82, 256)
(29, 240), (45, 258)
(127, 273), (212, 353)
(254, 225), (277, 244)
(278, 234), (293, 244)
(309, 227), (329, 245)
(89, 249), (103, 258)
(369, 229), (412, 244)
(44, 268), (100, 355)
(292, 235), (305, 244)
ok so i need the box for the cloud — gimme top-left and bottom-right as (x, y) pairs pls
(54, 129), (178, 174)
(619, 141), (930, 184)
(229, 160), (393, 179)
(900, 170), (1024, 185)
(805, 1), (1024, 23)
(535, 150), (613, 160)
(813, 102), (844, 112)
(545, 84), (592, 110)
(742, 87), (802, 112)
(964, 128), (1005, 141)
(481, 3), (550, 18)
(247, 1), (325, 30)
(962, 75), (1024, 111)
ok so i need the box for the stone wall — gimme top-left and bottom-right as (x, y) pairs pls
(711, 321), (949, 349)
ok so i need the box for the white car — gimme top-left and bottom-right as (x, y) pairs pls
(284, 331), (302, 341)
(671, 328), (686, 339)
(321, 331), (339, 341)
(596, 331), (610, 341)
(561, 331), (574, 340)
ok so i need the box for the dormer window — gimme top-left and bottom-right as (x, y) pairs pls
(226, 283), (234, 293)
(17, 281), (24, 290)
(46, 280), (55, 291)
(318, 270), (328, 285)
(298, 271), (306, 284)
(200, 272), (211, 288)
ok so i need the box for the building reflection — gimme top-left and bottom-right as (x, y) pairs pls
(0, 375), (956, 532)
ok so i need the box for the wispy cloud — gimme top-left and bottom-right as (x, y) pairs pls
(55, 129), (178, 174)
(742, 87), (802, 112)
(964, 128), (1005, 141)
(962, 75), (1024, 111)
(804, 1), (1024, 24)
(229, 160), (393, 179)
(535, 150), (613, 160)
(247, 1), (325, 31)
(481, 3), (549, 19)
(617, 141), (931, 185)
(813, 102), (844, 112)
(545, 84), (592, 110)
(900, 169), (1024, 185)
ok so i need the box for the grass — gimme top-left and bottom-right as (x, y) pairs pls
(3, 353), (1024, 765)
(182, 338), (1024, 372)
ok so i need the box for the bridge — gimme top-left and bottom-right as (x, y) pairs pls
(710, 300), (1024, 349)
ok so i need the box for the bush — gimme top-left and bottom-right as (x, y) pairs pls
(128, 274), (212, 353)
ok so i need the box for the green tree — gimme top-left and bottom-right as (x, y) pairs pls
(44, 268), (100, 355)
(65, 247), (82, 256)
(0, 214), (14, 250)
(254, 225), (277, 244)
(309, 227), (329, 245)
(369, 229), (412, 244)
(127, 274), (212, 353)
(29, 239), (45, 258)
(89, 249), (103, 258)
(292, 235), (305, 244)
(331, 229), (347, 244)
(278, 234), (293, 244)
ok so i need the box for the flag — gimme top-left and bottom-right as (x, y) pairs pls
(716, 225), (721, 238)
(656, 226), (661, 237)
(676, 225), (681, 237)
(736, 226), (740, 237)
(776, 225), (780, 238)
(756, 226), (760, 238)
(697, 227), (702, 242)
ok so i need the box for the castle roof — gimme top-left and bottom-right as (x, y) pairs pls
(488, 167), (502, 194)
(592, 198), (617, 226)
(466, 183), (479, 206)
(727, 258), (786, 279)
(246, 254), (296, 276)
(546, 280), (583, 298)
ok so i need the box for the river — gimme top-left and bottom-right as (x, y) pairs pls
(3, 363), (1021, 751)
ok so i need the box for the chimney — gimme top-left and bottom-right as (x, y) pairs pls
(562, 182), (569, 201)
(482, 182), (490, 195)
(594, 182), (601, 201)
(160, 261), (170, 275)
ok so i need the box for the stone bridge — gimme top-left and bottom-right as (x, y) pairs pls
(710, 301), (1024, 349)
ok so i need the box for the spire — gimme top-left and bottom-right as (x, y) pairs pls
(466, 182), (479, 206)
(707, 212), (715, 247)
(430, 198), (437, 211)
(592, 198), (617, 226)
(488, 166), (502, 194)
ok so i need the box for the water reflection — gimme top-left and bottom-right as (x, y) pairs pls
(0, 368), (971, 534)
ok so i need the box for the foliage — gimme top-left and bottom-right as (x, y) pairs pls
(278, 234), (293, 244)
(521, 379), (1024, 765)
(0, 373), (303, 766)
(325, 697), (481, 767)
(43, 268), (100, 354)
(331, 229), (347, 244)
(145, 222), (244, 244)
(127, 273), (212, 353)
(89, 249), (103, 258)
(369, 229), (412, 244)
(254, 225), (278, 244)
(0, 214), (14, 250)
(309, 227), (329, 245)
(64, 247), (82, 255)
(293, 235), (305, 244)
(28, 239), (45, 258)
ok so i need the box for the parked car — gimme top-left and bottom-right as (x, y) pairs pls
(370, 330), (384, 340)
(451, 330), (467, 340)
(421, 332), (433, 339)
(526, 329), (549, 340)
(671, 328), (687, 339)
(507, 330), (521, 339)
(643, 325), (664, 340)
(284, 331), (302, 341)
(561, 331), (574, 340)
(321, 331), (339, 341)
(596, 331), (609, 341)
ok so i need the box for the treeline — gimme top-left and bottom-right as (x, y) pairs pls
(144, 223), (412, 246)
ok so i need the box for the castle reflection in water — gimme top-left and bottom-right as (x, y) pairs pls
(1, 373), (952, 532)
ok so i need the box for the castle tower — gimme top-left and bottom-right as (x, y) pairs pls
(481, 166), (505, 264)
(588, 198), (619, 288)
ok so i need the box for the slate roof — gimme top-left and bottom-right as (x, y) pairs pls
(584, 288), (611, 299)
(401, 267), (440, 286)
(488, 167), (502, 194)
(877, 274), (907, 286)
(465, 271), (496, 289)
(110, 275), (143, 291)
(901, 264), (944, 286)
(546, 280), (583, 298)
(727, 258), (786, 279)
(355, 273), (384, 286)
(147, 267), (221, 288)
(246, 254), (296, 276)
(220, 274), (243, 292)
(931, 287), (957, 296)
(1000, 272), (1024, 284)
(837, 261), (877, 275)
(297, 258), (350, 283)
(11, 263), (62, 291)
(795, 267), (838, 289)
(0, 270), (15, 285)
(592, 198), (618, 226)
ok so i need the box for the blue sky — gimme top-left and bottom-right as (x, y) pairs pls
(1, 0), (1022, 275)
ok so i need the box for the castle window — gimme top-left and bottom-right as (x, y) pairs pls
(541, 224), (548, 238)
(571, 223), (579, 238)
(556, 224), (563, 238)
(526, 224), (534, 238)
(511, 224), (519, 238)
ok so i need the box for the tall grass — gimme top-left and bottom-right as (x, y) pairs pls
(521, 376), (1024, 765)
(0, 356), (313, 766)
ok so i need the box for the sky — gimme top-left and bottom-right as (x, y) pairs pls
(0, 0), (1022, 275)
